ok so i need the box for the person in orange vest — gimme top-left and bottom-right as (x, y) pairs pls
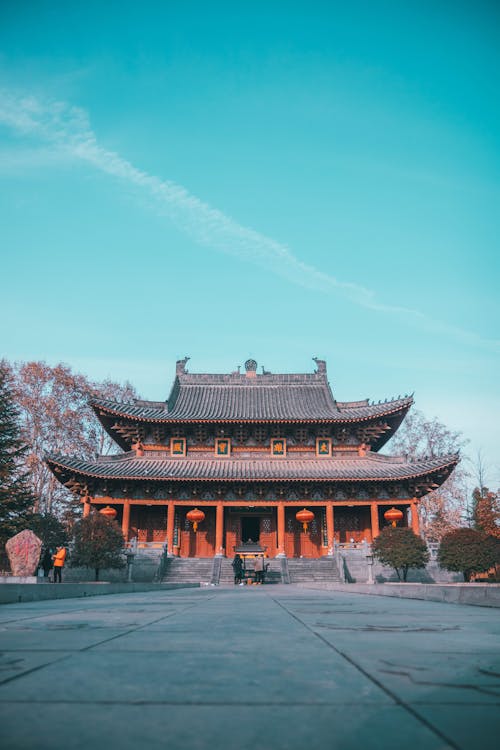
(52, 546), (67, 583)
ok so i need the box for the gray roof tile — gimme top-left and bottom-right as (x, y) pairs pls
(47, 452), (458, 483)
(92, 374), (413, 423)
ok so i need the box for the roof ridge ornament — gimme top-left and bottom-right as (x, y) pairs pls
(176, 356), (190, 376)
(312, 357), (326, 374)
(244, 358), (257, 378)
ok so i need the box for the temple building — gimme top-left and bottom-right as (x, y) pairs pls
(47, 357), (458, 558)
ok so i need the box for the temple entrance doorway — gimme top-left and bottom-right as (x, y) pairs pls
(224, 509), (277, 558)
(241, 516), (260, 544)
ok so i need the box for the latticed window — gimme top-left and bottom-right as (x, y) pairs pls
(295, 427), (309, 443)
(234, 425), (248, 443)
(270, 425), (284, 438)
(336, 512), (361, 531)
(261, 517), (272, 533)
(194, 425), (208, 443)
(173, 510), (180, 546)
(253, 426), (268, 443)
(321, 508), (328, 546)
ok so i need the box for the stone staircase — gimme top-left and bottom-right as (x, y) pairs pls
(131, 549), (164, 583)
(218, 558), (283, 585)
(160, 558), (213, 584)
(159, 556), (341, 585)
(287, 557), (342, 583)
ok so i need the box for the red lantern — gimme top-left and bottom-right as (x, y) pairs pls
(384, 507), (403, 527)
(186, 508), (205, 532)
(100, 505), (117, 520)
(296, 508), (315, 532)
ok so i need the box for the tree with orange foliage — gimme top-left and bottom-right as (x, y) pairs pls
(438, 528), (500, 582)
(472, 486), (500, 538)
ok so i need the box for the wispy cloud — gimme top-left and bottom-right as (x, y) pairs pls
(0, 88), (498, 352)
(0, 145), (72, 173)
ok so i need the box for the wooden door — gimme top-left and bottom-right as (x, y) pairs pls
(130, 505), (167, 543)
(284, 508), (322, 557)
(225, 514), (240, 557)
(179, 507), (216, 557)
(335, 507), (371, 543)
(260, 514), (277, 558)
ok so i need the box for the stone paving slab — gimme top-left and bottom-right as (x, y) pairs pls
(0, 651), (71, 683)
(0, 704), (448, 750)
(0, 585), (498, 750)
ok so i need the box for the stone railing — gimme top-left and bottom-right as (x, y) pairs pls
(124, 540), (165, 551)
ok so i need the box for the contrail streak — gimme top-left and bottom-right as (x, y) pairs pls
(0, 89), (497, 352)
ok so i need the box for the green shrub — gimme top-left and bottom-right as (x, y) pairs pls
(71, 512), (125, 581)
(372, 527), (429, 581)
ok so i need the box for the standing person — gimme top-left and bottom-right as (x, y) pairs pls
(41, 548), (53, 579)
(231, 553), (243, 585)
(52, 546), (66, 583)
(254, 555), (264, 584)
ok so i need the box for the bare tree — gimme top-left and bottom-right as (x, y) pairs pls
(472, 449), (488, 492)
(87, 378), (138, 455)
(11, 361), (139, 517)
(386, 409), (469, 541)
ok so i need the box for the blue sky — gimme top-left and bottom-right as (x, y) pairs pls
(0, 1), (499, 482)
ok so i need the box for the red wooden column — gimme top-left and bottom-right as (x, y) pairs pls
(166, 501), (175, 555)
(215, 502), (224, 555)
(410, 498), (420, 535)
(326, 503), (334, 551)
(277, 502), (286, 556)
(121, 500), (131, 540)
(370, 502), (380, 539)
(83, 501), (91, 518)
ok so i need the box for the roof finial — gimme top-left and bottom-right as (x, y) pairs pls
(176, 356), (190, 376)
(313, 357), (326, 374)
(244, 358), (257, 378)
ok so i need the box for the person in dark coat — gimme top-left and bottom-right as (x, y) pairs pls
(41, 548), (53, 579)
(232, 554), (243, 585)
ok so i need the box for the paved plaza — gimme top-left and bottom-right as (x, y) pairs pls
(0, 585), (499, 750)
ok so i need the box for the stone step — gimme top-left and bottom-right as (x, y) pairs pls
(160, 557), (342, 584)
(287, 558), (341, 583)
(160, 558), (214, 583)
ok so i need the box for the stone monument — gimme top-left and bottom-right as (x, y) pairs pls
(5, 529), (42, 577)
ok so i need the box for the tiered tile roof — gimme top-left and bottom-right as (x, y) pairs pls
(47, 452), (458, 484)
(46, 359), (459, 497)
(92, 392), (413, 424)
(92, 359), (413, 431)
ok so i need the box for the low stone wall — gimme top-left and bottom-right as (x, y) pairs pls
(298, 581), (500, 608)
(0, 581), (199, 605)
(24, 552), (163, 585)
(339, 549), (463, 584)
